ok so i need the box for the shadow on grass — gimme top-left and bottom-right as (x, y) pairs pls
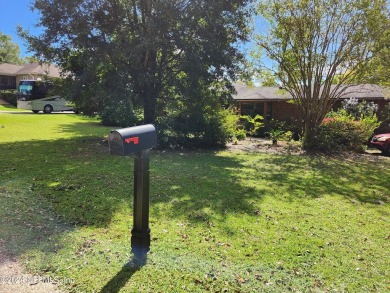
(257, 153), (390, 204)
(0, 136), (255, 226)
(1, 131), (389, 290)
(149, 151), (262, 222)
(99, 254), (147, 293)
(0, 134), (254, 289)
(0, 182), (72, 265)
(1, 134), (389, 229)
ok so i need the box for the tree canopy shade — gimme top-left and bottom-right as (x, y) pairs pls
(0, 32), (22, 64)
(255, 0), (389, 148)
(20, 0), (254, 130)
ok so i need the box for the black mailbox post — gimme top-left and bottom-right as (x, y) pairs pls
(109, 124), (157, 256)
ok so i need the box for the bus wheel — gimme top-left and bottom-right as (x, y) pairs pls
(43, 104), (53, 114)
(32, 110), (39, 114)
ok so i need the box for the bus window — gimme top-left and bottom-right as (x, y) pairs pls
(18, 80), (48, 101)
(19, 84), (33, 93)
(18, 83), (33, 101)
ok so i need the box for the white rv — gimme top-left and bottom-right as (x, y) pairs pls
(17, 80), (73, 113)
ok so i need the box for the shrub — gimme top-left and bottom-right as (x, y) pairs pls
(312, 112), (379, 152)
(241, 114), (264, 136)
(224, 109), (246, 140)
(264, 119), (301, 141)
(99, 100), (143, 127)
(0, 91), (17, 106)
(156, 107), (235, 149)
(266, 128), (285, 145)
(283, 130), (294, 142)
(234, 128), (247, 140)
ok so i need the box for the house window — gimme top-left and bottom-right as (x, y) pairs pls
(241, 102), (264, 117)
(0, 76), (16, 89)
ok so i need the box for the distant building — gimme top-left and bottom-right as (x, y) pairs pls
(0, 62), (61, 90)
(233, 83), (389, 124)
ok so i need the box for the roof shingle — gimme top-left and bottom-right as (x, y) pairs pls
(0, 62), (61, 78)
(233, 83), (386, 101)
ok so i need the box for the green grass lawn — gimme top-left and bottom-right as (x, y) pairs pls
(0, 113), (389, 292)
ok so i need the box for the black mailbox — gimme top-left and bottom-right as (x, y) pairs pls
(109, 124), (157, 156)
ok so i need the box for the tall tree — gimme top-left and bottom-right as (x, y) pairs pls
(0, 32), (23, 64)
(357, 19), (390, 87)
(20, 0), (253, 125)
(255, 0), (389, 148)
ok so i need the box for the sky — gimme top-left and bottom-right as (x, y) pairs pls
(0, 0), (42, 57)
(0, 0), (268, 68)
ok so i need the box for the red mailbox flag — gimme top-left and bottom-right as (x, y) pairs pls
(124, 137), (139, 144)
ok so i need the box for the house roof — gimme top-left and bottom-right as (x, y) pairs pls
(0, 63), (24, 75)
(337, 84), (385, 99)
(233, 83), (290, 100)
(0, 62), (62, 78)
(233, 83), (387, 101)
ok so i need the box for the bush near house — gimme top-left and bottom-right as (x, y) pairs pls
(312, 111), (379, 152)
(309, 98), (381, 152)
(0, 90), (17, 106)
(156, 107), (237, 148)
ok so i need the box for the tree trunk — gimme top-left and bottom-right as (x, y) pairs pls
(141, 49), (158, 124)
(302, 116), (320, 149)
(143, 85), (157, 124)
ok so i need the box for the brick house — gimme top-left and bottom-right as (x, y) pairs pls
(0, 62), (61, 90)
(233, 83), (389, 125)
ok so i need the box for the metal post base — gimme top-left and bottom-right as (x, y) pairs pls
(131, 228), (150, 256)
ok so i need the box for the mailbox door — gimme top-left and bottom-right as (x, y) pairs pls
(109, 131), (124, 156)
